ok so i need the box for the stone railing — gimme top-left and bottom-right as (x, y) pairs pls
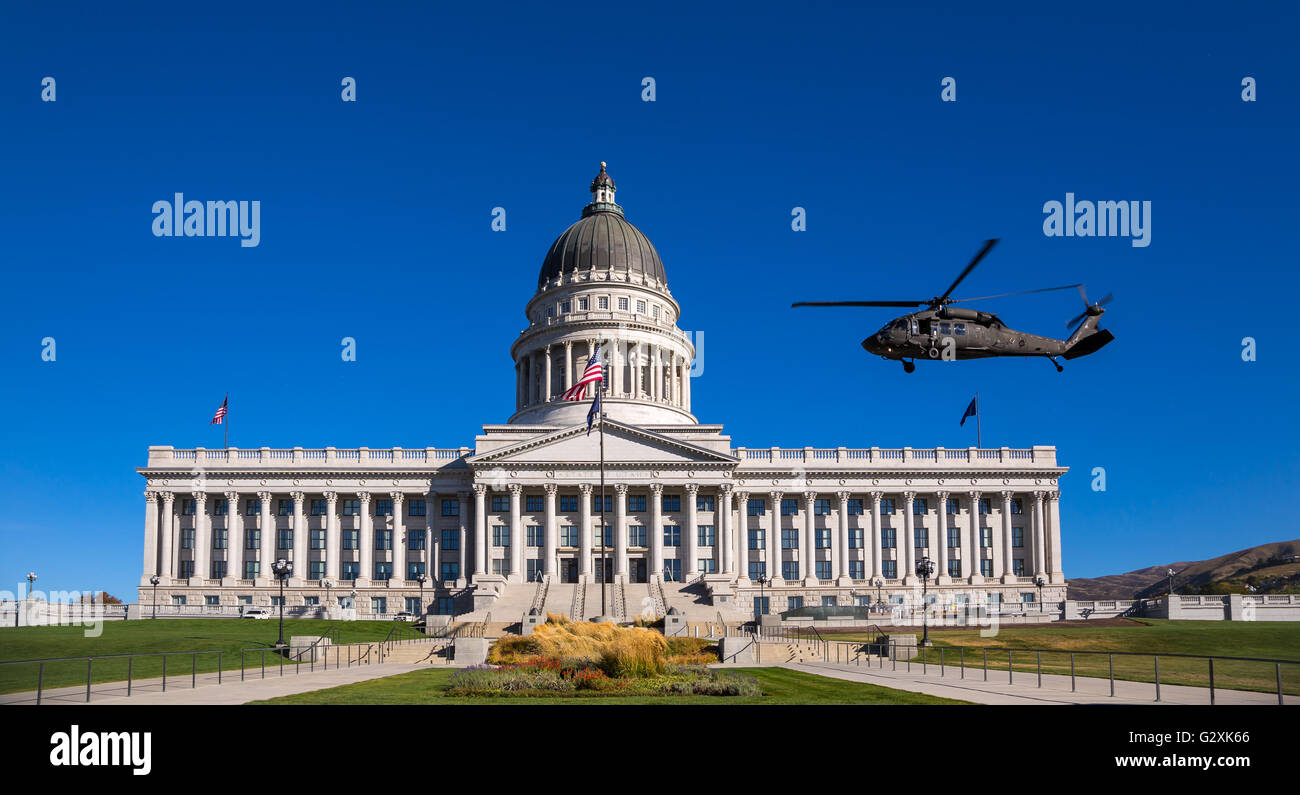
(734, 446), (1056, 466)
(147, 446), (472, 467)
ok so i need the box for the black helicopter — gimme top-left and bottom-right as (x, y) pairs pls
(793, 239), (1114, 373)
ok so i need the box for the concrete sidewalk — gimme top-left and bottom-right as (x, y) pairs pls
(751, 660), (1297, 705)
(2, 662), (428, 706)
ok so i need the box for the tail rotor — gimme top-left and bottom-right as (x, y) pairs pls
(1067, 285), (1113, 328)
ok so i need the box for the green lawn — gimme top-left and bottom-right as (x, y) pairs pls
(251, 666), (972, 705)
(825, 619), (1300, 695)
(0, 619), (410, 695)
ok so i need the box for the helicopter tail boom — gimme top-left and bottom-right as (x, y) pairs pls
(1062, 311), (1114, 360)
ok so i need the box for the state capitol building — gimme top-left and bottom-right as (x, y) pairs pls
(137, 164), (1068, 623)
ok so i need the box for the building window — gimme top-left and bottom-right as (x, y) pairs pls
(947, 527), (961, 549)
(848, 499), (864, 515)
(698, 525), (716, 546)
(492, 559), (510, 576)
(598, 296), (609, 310)
(270, 596), (284, 607)
(1021, 592), (1035, 603)
(781, 499), (799, 516)
(1012, 527), (1024, 548)
(311, 499), (327, 516)
(526, 560), (544, 582)
(948, 559), (962, 578)
(180, 528), (195, 549)
(371, 597), (387, 614)
(781, 529), (799, 549)
(244, 561), (260, 579)
(246, 498), (261, 516)
(814, 499), (831, 515)
(815, 562), (832, 580)
(697, 495), (715, 511)
(815, 528), (831, 549)
(946, 498), (959, 515)
(435, 596), (455, 615)
(980, 527), (993, 548)
(636, 299), (646, 313)
(277, 529), (292, 550)
(492, 496), (509, 512)
(849, 560), (865, 580)
(408, 499), (426, 517)
(747, 499), (765, 516)
(849, 528), (864, 549)
(560, 526), (579, 547)
(178, 561), (194, 579)
(880, 498), (896, 515)
(525, 495), (544, 512)
(440, 563), (460, 582)
(629, 525), (647, 548)
(752, 595), (770, 617)
(409, 529), (426, 550)
(213, 529), (228, 550)
(661, 494), (681, 512)
(311, 529), (326, 550)
(405, 596), (422, 614)
(310, 561), (326, 580)
(618, 297), (629, 311)
(787, 595), (803, 611)
(980, 559), (993, 577)
(182, 499), (196, 516)
(821, 595), (836, 607)
(1012, 559), (1025, 575)
(342, 529), (359, 550)
(560, 495), (578, 512)
(627, 495), (647, 512)
(663, 526), (681, 547)
(213, 499), (228, 517)
(278, 499), (293, 516)
(748, 561), (766, 581)
(988, 592), (1002, 605)
(342, 562), (359, 581)
(578, 297), (588, 311)
(782, 562), (800, 582)
(407, 562), (425, 581)
(442, 529), (459, 550)
(881, 528), (896, 549)
(492, 526), (510, 547)
(1011, 498), (1024, 514)
(652, 305), (660, 319)
(210, 561), (227, 579)
(913, 527), (929, 549)
(172, 595), (187, 606)
(979, 498), (991, 515)
(374, 562), (392, 581)
(700, 559), (717, 574)
(882, 560), (897, 578)
(747, 529), (764, 550)
(526, 526), (543, 547)
(594, 526), (612, 547)
(591, 495), (613, 513)
(913, 498), (928, 515)
(375, 499), (393, 517)
(374, 529), (392, 550)
(560, 300), (571, 314)
(663, 559), (681, 582)
(343, 499), (360, 516)
(441, 499), (459, 516)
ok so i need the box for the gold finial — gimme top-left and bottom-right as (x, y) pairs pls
(600, 161), (607, 170)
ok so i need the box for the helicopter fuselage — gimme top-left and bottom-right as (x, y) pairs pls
(861, 307), (1072, 362)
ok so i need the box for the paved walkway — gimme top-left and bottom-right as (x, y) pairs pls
(728, 659), (1296, 705)
(2, 662), (427, 706)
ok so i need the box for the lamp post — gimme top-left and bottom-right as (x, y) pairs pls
(916, 557), (935, 646)
(872, 576), (885, 613)
(416, 574), (428, 618)
(150, 575), (160, 619)
(323, 578), (333, 612)
(271, 558), (292, 649)
(1166, 568), (1176, 597)
(350, 588), (357, 614)
(753, 574), (770, 624)
(1034, 575), (1046, 615)
(23, 572), (36, 628)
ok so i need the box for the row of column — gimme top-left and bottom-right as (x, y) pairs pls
(516, 337), (690, 410)
(143, 490), (472, 585)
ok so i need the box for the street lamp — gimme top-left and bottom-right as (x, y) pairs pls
(150, 575), (160, 619)
(22, 572), (36, 628)
(1034, 575), (1046, 615)
(271, 558), (292, 649)
(1166, 568), (1176, 597)
(872, 576), (885, 613)
(416, 574), (428, 618)
(916, 557), (935, 646)
(753, 574), (771, 624)
(323, 578), (334, 612)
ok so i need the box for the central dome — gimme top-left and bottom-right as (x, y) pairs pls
(536, 162), (666, 291)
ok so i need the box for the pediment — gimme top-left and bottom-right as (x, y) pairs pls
(467, 421), (737, 468)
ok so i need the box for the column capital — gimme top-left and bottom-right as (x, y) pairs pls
(389, 491), (404, 503)
(324, 490), (338, 503)
(192, 491), (208, 504)
(719, 483), (734, 496)
(544, 483), (558, 495)
(1033, 490), (1047, 501)
(902, 490), (916, 501)
(256, 490), (272, 501)
(770, 489), (784, 501)
(683, 482), (699, 495)
(614, 483), (629, 495)
(649, 482), (663, 495)
(160, 491), (176, 503)
(290, 490), (305, 502)
(935, 489), (949, 501)
(802, 490), (817, 503)
(473, 483), (487, 496)
(968, 489), (982, 498)
(1000, 489), (1015, 501)
(144, 491), (159, 503)
(223, 489), (239, 502)
(357, 491), (372, 503)
(869, 491), (884, 501)
(578, 483), (593, 495)
(507, 483), (523, 496)
(836, 490), (851, 503)
(1047, 491), (1060, 502)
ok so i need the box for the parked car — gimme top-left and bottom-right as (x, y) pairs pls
(393, 611), (416, 622)
(242, 609), (272, 619)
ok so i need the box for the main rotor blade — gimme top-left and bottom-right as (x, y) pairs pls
(935, 238), (999, 305)
(791, 300), (926, 308)
(950, 283), (1082, 303)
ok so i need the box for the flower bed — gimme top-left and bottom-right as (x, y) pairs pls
(447, 659), (761, 698)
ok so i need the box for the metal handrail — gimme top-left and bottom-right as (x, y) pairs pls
(1, 649), (224, 704)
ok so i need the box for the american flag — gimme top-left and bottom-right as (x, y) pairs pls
(560, 345), (603, 401)
(211, 395), (228, 425)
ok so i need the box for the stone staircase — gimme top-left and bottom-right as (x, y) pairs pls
(570, 582), (586, 621)
(381, 639), (455, 665)
(624, 583), (656, 621)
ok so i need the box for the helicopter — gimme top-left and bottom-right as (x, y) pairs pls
(792, 239), (1114, 373)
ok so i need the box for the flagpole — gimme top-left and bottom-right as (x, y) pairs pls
(225, 392), (229, 450)
(599, 381), (607, 618)
(976, 392), (981, 449)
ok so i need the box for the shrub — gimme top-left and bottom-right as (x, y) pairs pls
(488, 635), (540, 665)
(524, 616), (669, 678)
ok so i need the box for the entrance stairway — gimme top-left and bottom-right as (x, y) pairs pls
(382, 639), (455, 665)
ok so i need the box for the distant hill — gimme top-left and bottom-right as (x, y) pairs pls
(1067, 539), (1300, 600)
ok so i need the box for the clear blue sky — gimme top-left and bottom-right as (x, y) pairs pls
(1, 1), (1296, 600)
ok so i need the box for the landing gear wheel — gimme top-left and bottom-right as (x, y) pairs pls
(1049, 356), (1063, 373)
(902, 360), (916, 374)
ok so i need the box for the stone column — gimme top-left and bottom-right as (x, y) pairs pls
(224, 490), (241, 582)
(652, 346), (661, 401)
(1048, 492), (1064, 584)
(142, 491), (159, 581)
(1033, 491), (1047, 578)
(902, 491), (916, 584)
(1000, 490), (1015, 583)
(544, 345), (553, 402)
(684, 483), (699, 579)
(473, 485), (487, 578)
(257, 491), (273, 582)
(768, 491), (783, 584)
(649, 483), (664, 581)
(515, 360), (523, 411)
(508, 484), (523, 583)
(564, 341), (573, 392)
(193, 491), (209, 582)
(291, 491), (306, 583)
(718, 486), (732, 576)
(934, 491), (951, 585)
(836, 491), (852, 585)
(968, 490), (984, 584)
(579, 483), (593, 580)
(457, 490), (471, 586)
(614, 484), (628, 581)
(608, 339), (620, 398)
(358, 492), (373, 585)
(324, 491), (339, 580)
(426, 489), (438, 580)
(159, 492), (175, 581)
(869, 491), (884, 578)
(544, 484), (558, 580)
(683, 350), (692, 410)
(391, 492), (406, 584)
(802, 491), (818, 585)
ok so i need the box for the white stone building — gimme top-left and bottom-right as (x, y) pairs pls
(137, 164), (1068, 621)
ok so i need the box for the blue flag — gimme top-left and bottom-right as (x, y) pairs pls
(959, 395), (978, 426)
(586, 388), (601, 436)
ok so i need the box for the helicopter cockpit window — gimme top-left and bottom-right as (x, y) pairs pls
(892, 319), (907, 330)
(954, 323), (966, 335)
(938, 322), (951, 335)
